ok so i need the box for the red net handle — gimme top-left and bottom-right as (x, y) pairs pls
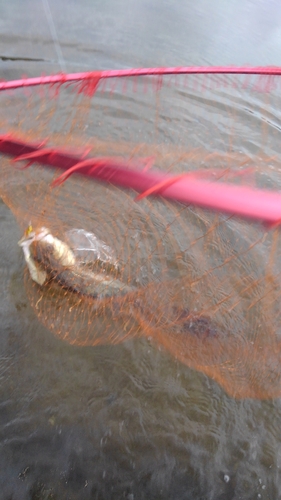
(1, 135), (281, 227)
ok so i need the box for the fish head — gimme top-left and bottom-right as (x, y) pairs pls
(18, 225), (51, 248)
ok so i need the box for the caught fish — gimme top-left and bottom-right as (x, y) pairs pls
(18, 225), (134, 299)
(18, 225), (218, 345)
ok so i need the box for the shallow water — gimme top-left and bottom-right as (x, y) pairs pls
(2, 1), (281, 499)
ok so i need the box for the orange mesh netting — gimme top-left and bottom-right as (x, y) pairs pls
(1, 68), (281, 399)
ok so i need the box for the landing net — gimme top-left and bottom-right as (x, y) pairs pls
(1, 67), (281, 399)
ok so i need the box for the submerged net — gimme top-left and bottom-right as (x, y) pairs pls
(1, 68), (281, 399)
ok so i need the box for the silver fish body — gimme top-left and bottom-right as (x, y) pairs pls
(19, 227), (135, 300)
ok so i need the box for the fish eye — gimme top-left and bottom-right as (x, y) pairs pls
(25, 224), (33, 237)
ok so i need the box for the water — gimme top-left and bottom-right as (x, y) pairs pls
(2, 1), (281, 499)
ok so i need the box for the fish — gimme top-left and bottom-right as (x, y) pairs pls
(18, 225), (134, 299)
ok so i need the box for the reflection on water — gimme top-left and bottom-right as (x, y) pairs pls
(2, 0), (281, 72)
(2, 0), (281, 498)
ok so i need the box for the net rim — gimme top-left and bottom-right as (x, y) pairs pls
(1, 65), (281, 92)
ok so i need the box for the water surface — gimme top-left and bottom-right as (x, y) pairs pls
(1, 1), (281, 499)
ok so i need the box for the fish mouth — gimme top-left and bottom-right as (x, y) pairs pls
(18, 234), (34, 247)
(18, 226), (50, 246)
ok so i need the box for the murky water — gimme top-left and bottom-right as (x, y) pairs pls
(2, 1), (281, 499)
